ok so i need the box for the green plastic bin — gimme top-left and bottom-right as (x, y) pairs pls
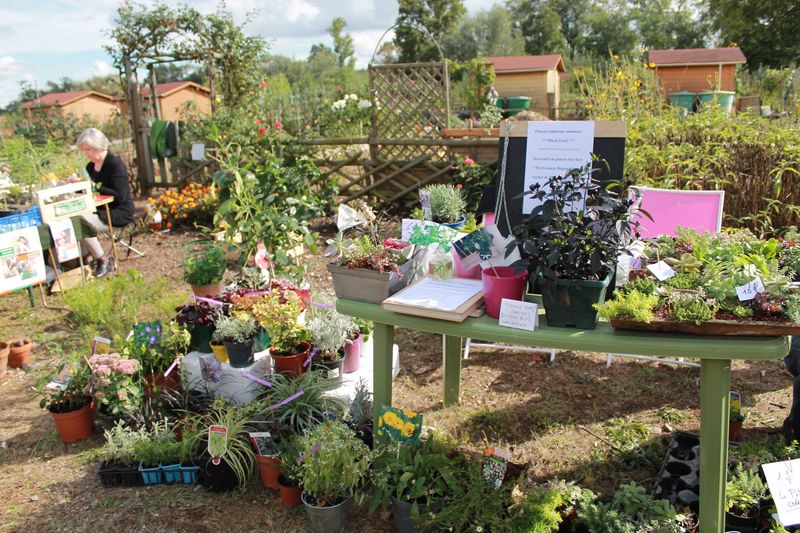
(697, 91), (735, 113)
(668, 91), (696, 112)
(496, 96), (531, 116)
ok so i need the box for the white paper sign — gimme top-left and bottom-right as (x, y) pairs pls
(762, 459), (800, 526)
(401, 218), (444, 241)
(49, 218), (80, 262)
(736, 276), (765, 301)
(523, 121), (595, 214)
(479, 225), (521, 269)
(191, 143), (205, 161)
(498, 299), (539, 331)
(647, 260), (676, 281)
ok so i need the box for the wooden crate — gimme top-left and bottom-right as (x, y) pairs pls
(35, 181), (95, 224)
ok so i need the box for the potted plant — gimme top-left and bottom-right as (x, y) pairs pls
(36, 356), (94, 443)
(175, 301), (217, 353)
(212, 314), (258, 368)
(131, 420), (178, 485)
(370, 434), (465, 533)
(258, 370), (346, 436)
(309, 305), (359, 380)
(8, 337), (32, 368)
(419, 183), (467, 228)
(327, 235), (413, 304)
(725, 464), (768, 532)
(251, 291), (312, 377)
(183, 240), (227, 297)
(95, 421), (149, 487)
(87, 352), (142, 421)
(127, 321), (189, 394)
(512, 164), (643, 329)
(277, 434), (304, 506)
(297, 420), (372, 533)
(187, 405), (256, 492)
(346, 378), (373, 447)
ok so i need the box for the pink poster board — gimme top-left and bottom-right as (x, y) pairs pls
(632, 188), (725, 238)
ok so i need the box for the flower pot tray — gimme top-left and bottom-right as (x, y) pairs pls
(610, 317), (800, 336)
(652, 432), (699, 511)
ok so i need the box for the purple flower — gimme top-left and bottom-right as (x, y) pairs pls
(145, 325), (151, 333)
(149, 335), (157, 345)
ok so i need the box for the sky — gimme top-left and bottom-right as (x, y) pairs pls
(0, 0), (494, 108)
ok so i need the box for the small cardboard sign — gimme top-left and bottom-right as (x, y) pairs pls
(498, 299), (539, 331)
(453, 228), (494, 269)
(762, 459), (800, 526)
(91, 336), (111, 355)
(191, 143), (205, 161)
(647, 261), (676, 281)
(249, 431), (277, 456)
(208, 425), (228, 466)
(736, 276), (765, 301)
(378, 405), (423, 444)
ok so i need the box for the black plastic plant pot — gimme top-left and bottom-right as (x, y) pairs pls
(96, 461), (143, 487)
(199, 455), (239, 492)
(724, 509), (760, 533)
(312, 358), (344, 384)
(190, 324), (214, 353)
(540, 272), (612, 329)
(223, 340), (254, 368)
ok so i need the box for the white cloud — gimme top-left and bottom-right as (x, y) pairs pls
(0, 56), (18, 71)
(93, 60), (114, 77)
(286, 0), (320, 23)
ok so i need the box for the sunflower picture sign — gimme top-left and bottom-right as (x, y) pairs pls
(377, 405), (423, 444)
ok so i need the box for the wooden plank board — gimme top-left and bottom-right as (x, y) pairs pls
(610, 317), (800, 337)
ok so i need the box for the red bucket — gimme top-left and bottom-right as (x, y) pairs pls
(481, 267), (528, 318)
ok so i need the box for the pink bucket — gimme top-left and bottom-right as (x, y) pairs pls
(451, 248), (482, 279)
(342, 333), (362, 373)
(481, 267), (528, 318)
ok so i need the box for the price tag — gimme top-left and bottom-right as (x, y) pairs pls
(736, 276), (765, 301)
(498, 299), (539, 331)
(646, 261), (676, 281)
(762, 459), (800, 527)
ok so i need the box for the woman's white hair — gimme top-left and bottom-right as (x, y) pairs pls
(77, 128), (110, 151)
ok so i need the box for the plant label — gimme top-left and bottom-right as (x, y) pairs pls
(498, 299), (538, 331)
(91, 336), (111, 355)
(736, 276), (765, 301)
(191, 143), (205, 161)
(400, 218), (441, 241)
(762, 459), (800, 526)
(647, 261), (676, 281)
(248, 432), (277, 456)
(730, 391), (741, 418)
(482, 446), (511, 489)
(419, 191), (432, 221)
(208, 425), (228, 466)
(377, 405), (423, 444)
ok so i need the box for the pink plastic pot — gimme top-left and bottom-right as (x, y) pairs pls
(342, 333), (362, 373)
(481, 266), (528, 318)
(451, 248), (482, 279)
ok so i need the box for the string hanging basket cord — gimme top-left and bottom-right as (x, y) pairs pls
(494, 119), (513, 233)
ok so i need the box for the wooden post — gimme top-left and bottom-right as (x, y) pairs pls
(148, 66), (170, 186)
(124, 55), (154, 195)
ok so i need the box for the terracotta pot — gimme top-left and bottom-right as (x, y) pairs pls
(729, 419), (743, 442)
(190, 280), (224, 298)
(148, 222), (162, 232)
(210, 340), (228, 363)
(50, 400), (94, 443)
(256, 455), (281, 489)
(0, 341), (8, 378)
(278, 474), (302, 506)
(8, 338), (32, 368)
(271, 341), (312, 378)
(144, 370), (181, 396)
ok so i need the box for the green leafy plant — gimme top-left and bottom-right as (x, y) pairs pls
(186, 404), (256, 487)
(596, 290), (659, 323)
(35, 351), (92, 413)
(256, 370), (345, 435)
(183, 242), (226, 286)
(420, 183), (466, 224)
(725, 464), (768, 517)
(277, 433), (304, 483)
(98, 420), (151, 467)
(670, 293), (717, 324)
(575, 482), (686, 533)
(212, 314), (258, 344)
(249, 290), (310, 354)
(308, 305), (358, 362)
(297, 420), (372, 506)
(338, 235), (406, 273)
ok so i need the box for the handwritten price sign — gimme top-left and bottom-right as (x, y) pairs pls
(763, 459), (800, 526)
(736, 276), (765, 301)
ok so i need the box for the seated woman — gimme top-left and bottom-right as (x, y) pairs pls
(76, 128), (134, 278)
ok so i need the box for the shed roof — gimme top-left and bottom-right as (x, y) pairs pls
(649, 47), (747, 66)
(485, 55), (565, 73)
(20, 90), (113, 109)
(141, 81), (210, 98)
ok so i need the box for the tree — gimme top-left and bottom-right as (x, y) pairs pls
(442, 5), (525, 61)
(708, 0), (800, 69)
(395, 0), (466, 62)
(153, 63), (204, 84)
(631, 0), (708, 50)
(375, 42), (399, 64)
(327, 18), (356, 69)
(582, 0), (638, 58)
(507, 0), (586, 57)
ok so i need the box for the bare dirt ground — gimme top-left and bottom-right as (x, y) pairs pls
(0, 220), (795, 532)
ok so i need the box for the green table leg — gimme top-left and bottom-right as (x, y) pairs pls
(443, 335), (462, 407)
(372, 322), (395, 432)
(699, 358), (731, 533)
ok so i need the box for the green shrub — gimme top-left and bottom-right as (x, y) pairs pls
(182, 242), (226, 286)
(596, 290), (659, 323)
(671, 296), (717, 324)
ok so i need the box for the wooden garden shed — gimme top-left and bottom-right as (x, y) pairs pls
(484, 55), (565, 118)
(20, 90), (119, 123)
(649, 47), (747, 98)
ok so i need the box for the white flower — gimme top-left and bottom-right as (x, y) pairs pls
(347, 93), (357, 101)
(357, 99), (371, 109)
(331, 99), (347, 110)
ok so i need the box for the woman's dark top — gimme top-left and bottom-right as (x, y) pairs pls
(86, 152), (134, 227)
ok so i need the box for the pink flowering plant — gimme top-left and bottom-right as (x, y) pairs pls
(453, 155), (494, 213)
(88, 352), (143, 416)
(35, 353), (92, 414)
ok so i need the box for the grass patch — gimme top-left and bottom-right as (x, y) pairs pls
(657, 406), (690, 424)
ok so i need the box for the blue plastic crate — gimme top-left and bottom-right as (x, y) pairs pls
(0, 207), (42, 233)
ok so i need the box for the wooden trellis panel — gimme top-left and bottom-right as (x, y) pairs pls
(369, 62), (450, 162)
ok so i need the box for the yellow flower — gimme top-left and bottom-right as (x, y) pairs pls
(584, 102), (593, 109)
(649, 62), (656, 68)
(612, 54), (619, 60)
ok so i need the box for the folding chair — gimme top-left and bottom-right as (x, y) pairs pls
(113, 222), (145, 260)
(607, 187), (725, 367)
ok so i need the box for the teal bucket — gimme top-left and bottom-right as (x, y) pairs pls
(668, 91), (696, 112)
(697, 91), (735, 113)
(496, 96), (531, 112)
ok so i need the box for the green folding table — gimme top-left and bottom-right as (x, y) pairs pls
(336, 297), (790, 533)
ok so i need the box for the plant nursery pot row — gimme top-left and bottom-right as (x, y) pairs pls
(96, 461), (143, 487)
(138, 462), (200, 486)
